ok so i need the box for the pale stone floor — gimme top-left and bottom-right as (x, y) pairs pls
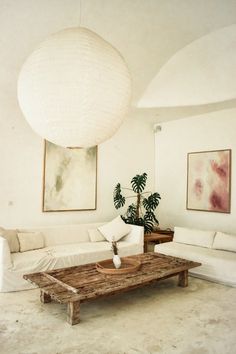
(0, 275), (236, 354)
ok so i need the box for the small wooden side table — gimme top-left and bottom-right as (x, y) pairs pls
(144, 232), (174, 253)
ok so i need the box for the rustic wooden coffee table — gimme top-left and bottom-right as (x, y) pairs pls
(24, 252), (201, 325)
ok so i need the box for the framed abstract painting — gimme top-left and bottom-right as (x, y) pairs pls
(186, 149), (231, 213)
(43, 141), (97, 212)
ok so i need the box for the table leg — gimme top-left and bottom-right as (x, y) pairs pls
(144, 241), (147, 253)
(67, 301), (80, 325)
(178, 270), (188, 287)
(40, 289), (52, 303)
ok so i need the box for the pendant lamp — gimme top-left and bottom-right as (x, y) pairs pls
(17, 27), (132, 148)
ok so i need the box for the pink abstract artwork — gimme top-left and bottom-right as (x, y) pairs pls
(187, 149), (231, 213)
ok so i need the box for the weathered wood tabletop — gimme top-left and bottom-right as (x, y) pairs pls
(24, 252), (201, 325)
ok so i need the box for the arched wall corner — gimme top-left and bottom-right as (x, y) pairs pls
(138, 24), (236, 108)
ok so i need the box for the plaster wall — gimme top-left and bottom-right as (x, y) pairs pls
(155, 109), (235, 234)
(0, 106), (155, 228)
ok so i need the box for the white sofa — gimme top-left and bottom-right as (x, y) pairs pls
(154, 226), (236, 287)
(0, 222), (144, 292)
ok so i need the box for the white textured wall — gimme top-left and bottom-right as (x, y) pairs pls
(155, 109), (236, 234)
(0, 104), (155, 228)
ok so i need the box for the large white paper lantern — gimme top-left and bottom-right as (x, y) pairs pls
(18, 27), (132, 147)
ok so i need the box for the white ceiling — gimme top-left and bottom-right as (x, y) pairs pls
(1, 0), (236, 123)
(138, 24), (236, 107)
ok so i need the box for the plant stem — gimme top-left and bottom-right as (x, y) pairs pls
(136, 193), (141, 219)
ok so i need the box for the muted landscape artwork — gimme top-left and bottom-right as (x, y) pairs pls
(43, 141), (97, 211)
(187, 149), (231, 213)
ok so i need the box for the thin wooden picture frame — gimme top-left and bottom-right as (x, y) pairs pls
(42, 140), (97, 212)
(186, 149), (231, 213)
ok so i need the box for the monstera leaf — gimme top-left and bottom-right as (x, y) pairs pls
(131, 173), (147, 193)
(143, 192), (161, 212)
(126, 204), (137, 219)
(122, 204), (138, 225)
(144, 211), (159, 223)
(143, 214), (155, 233)
(113, 183), (125, 209)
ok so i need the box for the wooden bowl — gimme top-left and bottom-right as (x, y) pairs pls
(96, 257), (141, 275)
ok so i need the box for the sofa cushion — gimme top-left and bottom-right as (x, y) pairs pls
(0, 227), (20, 253)
(173, 226), (215, 248)
(154, 242), (236, 287)
(98, 216), (131, 242)
(17, 232), (45, 252)
(11, 241), (141, 273)
(88, 229), (105, 242)
(212, 232), (236, 252)
(18, 223), (106, 246)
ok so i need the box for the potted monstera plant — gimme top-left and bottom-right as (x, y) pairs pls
(113, 172), (161, 233)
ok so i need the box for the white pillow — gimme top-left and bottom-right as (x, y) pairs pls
(173, 226), (215, 248)
(98, 216), (131, 242)
(88, 229), (105, 242)
(212, 232), (236, 252)
(17, 232), (45, 252)
(0, 226), (20, 253)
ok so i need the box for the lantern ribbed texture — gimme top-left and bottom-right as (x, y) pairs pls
(17, 27), (132, 147)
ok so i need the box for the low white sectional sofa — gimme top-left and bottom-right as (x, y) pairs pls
(155, 226), (236, 287)
(0, 218), (144, 292)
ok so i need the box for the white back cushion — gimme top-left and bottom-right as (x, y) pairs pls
(18, 223), (105, 246)
(0, 227), (20, 253)
(88, 229), (106, 242)
(174, 227), (215, 248)
(212, 232), (236, 252)
(18, 232), (45, 252)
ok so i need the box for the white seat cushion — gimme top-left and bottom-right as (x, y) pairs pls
(12, 241), (141, 273)
(154, 242), (236, 287)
